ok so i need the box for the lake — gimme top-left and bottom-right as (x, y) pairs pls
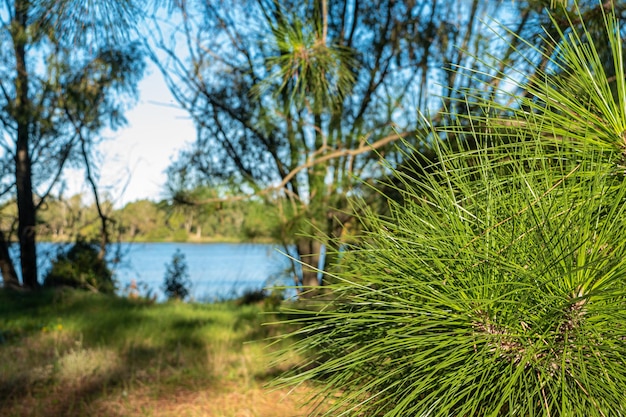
(34, 242), (294, 301)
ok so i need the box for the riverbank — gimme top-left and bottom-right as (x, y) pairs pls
(37, 235), (280, 245)
(0, 289), (315, 416)
(16, 242), (292, 302)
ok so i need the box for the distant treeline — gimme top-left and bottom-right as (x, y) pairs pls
(0, 195), (280, 243)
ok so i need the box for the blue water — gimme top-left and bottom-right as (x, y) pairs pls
(33, 242), (293, 301)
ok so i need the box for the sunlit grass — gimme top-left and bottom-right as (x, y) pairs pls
(0, 289), (311, 417)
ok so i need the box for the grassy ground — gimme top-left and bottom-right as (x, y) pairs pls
(0, 289), (315, 417)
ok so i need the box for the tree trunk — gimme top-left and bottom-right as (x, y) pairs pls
(13, 0), (38, 289)
(296, 237), (322, 296)
(15, 116), (38, 290)
(0, 231), (20, 288)
(294, 113), (328, 297)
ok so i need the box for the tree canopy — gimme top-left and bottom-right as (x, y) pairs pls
(2, 0), (623, 296)
(150, 0), (552, 293)
(0, 0), (147, 288)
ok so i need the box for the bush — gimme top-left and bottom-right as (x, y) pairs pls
(279, 6), (626, 416)
(44, 240), (115, 294)
(162, 249), (191, 301)
(235, 287), (284, 310)
(236, 288), (266, 306)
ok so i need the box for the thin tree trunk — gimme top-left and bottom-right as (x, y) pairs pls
(0, 231), (20, 288)
(13, 0), (38, 289)
(296, 237), (321, 296)
(80, 132), (109, 260)
(297, 113), (327, 297)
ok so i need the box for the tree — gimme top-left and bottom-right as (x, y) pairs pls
(162, 164), (281, 241)
(278, 3), (626, 415)
(162, 249), (190, 301)
(151, 0), (538, 294)
(0, 0), (146, 289)
(116, 199), (166, 241)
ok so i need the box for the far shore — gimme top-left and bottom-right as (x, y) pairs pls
(34, 236), (280, 245)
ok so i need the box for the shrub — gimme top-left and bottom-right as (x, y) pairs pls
(236, 288), (266, 306)
(278, 5), (626, 416)
(235, 286), (284, 310)
(44, 240), (115, 294)
(162, 249), (191, 301)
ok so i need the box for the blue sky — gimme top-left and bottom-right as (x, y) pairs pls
(64, 62), (196, 208)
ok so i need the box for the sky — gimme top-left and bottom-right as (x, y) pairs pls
(64, 63), (196, 208)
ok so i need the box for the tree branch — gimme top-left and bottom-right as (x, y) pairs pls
(181, 130), (414, 206)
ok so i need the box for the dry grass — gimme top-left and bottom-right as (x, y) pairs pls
(85, 382), (316, 417)
(2, 376), (316, 417)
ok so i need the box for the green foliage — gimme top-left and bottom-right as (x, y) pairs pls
(43, 240), (115, 294)
(241, 200), (281, 240)
(252, 10), (357, 114)
(162, 249), (191, 301)
(278, 3), (626, 416)
(29, 195), (281, 244)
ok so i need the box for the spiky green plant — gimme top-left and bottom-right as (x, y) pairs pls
(276, 3), (626, 416)
(251, 7), (357, 115)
